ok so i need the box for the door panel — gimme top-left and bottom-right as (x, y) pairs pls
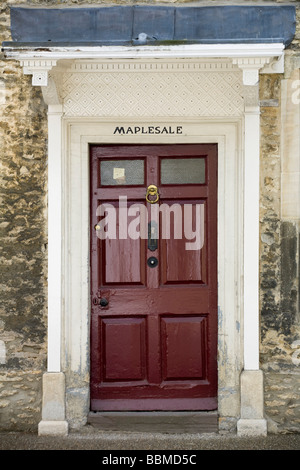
(101, 317), (147, 382)
(160, 201), (206, 284)
(161, 316), (207, 381)
(100, 203), (147, 285)
(104, 236), (144, 284)
(90, 144), (217, 411)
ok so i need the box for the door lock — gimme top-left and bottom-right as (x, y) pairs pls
(92, 297), (109, 307)
(99, 298), (109, 307)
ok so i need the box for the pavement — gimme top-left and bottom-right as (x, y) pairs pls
(0, 426), (300, 451)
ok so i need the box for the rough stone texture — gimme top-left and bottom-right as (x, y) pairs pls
(0, 370), (44, 431)
(0, 0), (300, 433)
(264, 372), (300, 433)
(260, 74), (283, 339)
(0, 0), (48, 432)
(259, 71), (300, 433)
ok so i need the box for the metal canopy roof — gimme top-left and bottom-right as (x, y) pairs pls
(2, 5), (296, 48)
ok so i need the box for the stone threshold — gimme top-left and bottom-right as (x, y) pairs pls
(87, 411), (218, 434)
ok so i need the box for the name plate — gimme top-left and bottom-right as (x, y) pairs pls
(114, 125), (183, 135)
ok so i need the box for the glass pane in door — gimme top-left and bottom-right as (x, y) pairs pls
(160, 158), (205, 184)
(100, 159), (144, 186)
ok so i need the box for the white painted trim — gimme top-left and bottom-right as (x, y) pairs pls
(5, 43), (284, 89)
(5, 43), (284, 61)
(62, 118), (243, 427)
(47, 104), (63, 372)
(243, 109), (260, 371)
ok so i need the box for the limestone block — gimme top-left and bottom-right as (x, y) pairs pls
(240, 370), (264, 419)
(41, 372), (66, 421)
(38, 420), (68, 436)
(237, 419), (267, 437)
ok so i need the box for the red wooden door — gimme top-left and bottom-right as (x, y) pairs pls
(90, 144), (217, 411)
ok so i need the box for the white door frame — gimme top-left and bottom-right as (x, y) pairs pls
(63, 118), (241, 429)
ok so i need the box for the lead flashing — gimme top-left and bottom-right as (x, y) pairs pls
(3, 5), (296, 48)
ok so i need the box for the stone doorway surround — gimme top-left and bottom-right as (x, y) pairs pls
(3, 38), (288, 436)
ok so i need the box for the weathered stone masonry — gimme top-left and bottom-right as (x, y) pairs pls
(0, 1), (48, 431)
(259, 13), (300, 430)
(260, 72), (300, 433)
(1, 0), (300, 433)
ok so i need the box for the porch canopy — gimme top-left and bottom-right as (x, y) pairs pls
(3, 5), (296, 48)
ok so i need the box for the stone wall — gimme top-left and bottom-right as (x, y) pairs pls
(0, 0), (48, 431)
(0, 0), (300, 433)
(259, 6), (300, 432)
(259, 73), (300, 433)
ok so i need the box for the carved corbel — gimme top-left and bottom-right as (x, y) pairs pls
(41, 73), (62, 106)
(261, 54), (284, 74)
(232, 57), (271, 86)
(21, 59), (57, 87)
(232, 57), (273, 112)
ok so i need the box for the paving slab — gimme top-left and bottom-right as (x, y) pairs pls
(0, 427), (300, 451)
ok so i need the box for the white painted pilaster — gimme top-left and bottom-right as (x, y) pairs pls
(243, 88), (260, 371)
(38, 100), (68, 436)
(233, 61), (262, 372)
(237, 69), (267, 436)
(47, 104), (63, 373)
